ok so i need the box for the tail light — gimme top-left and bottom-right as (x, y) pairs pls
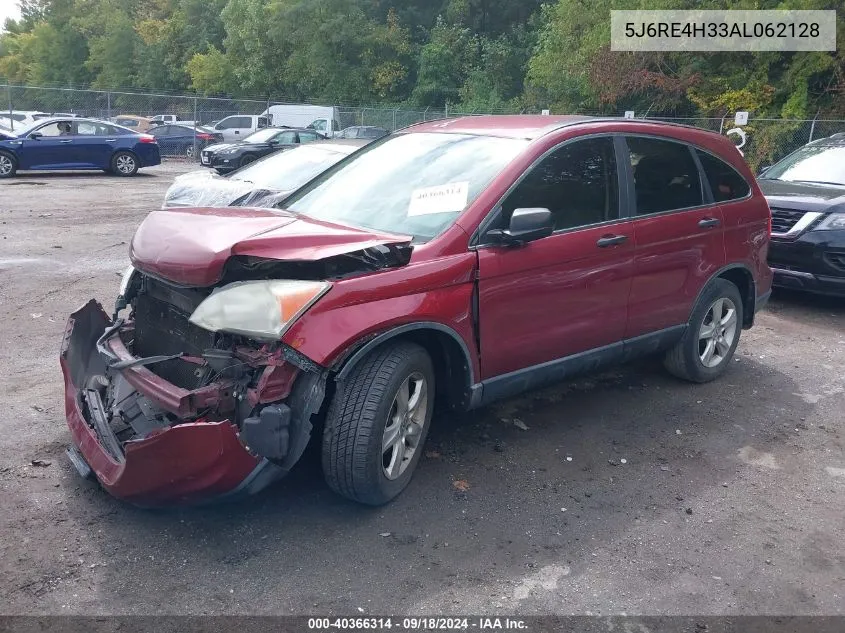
(196, 133), (214, 141)
(139, 135), (156, 143)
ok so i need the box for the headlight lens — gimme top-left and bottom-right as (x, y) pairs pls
(189, 280), (331, 340)
(813, 213), (845, 231)
(118, 265), (137, 296)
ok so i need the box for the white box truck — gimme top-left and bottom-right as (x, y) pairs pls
(261, 105), (342, 137)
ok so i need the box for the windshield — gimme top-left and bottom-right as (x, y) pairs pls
(762, 145), (845, 186)
(243, 128), (284, 143)
(231, 145), (352, 190)
(285, 133), (528, 241)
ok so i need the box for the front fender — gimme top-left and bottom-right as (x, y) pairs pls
(282, 253), (479, 382)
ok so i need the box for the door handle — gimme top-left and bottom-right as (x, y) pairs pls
(105, 138), (117, 142)
(596, 234), (629, 248)
(698, 217), (721, 228)
(59, 140), (73, 144)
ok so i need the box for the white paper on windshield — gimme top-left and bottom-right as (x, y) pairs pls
(408, 181), (470, 216)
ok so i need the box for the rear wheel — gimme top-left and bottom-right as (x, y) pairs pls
(322, 342), (434, 505)
(664, 278), (743, 383)
(111, 151), (139, 177)
(185, 144), (196, 159)
(0, 151), (17, 178)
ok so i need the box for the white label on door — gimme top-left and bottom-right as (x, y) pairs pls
(408, 182), (470, 216)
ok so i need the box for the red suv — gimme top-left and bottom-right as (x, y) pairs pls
(61, 116), (772, 506)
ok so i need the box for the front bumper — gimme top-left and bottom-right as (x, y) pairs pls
(201, 151), (239, 171)
(769, 229), (845, 297)
(60, 300), (304, 506)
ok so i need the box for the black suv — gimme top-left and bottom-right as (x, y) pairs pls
(758, 134), (845, 296)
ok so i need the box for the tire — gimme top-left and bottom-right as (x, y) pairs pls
(185, 144), (196, 159)
(111, 151), (139, 177)
(0, 151), (17, 178)
(663, 278), (744, 383)
(322, 342), (435, 505)
(239, 154), (257, 168)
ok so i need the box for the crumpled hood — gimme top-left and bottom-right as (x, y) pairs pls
(163, 171), (256, 209)
(130, 207), (412, 287)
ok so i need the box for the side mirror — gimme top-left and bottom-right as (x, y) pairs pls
(487, 208), (554, 245)
(29, 131), (43, 140)
(757, 165), (771, 177)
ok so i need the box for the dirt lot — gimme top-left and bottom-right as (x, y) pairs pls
(1, 165), (844, 616)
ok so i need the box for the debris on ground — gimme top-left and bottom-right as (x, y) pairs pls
(685, 508), (693, 515)
(424, 450), (441, 459)
(30, 459), (51, 467)
(452, 479), (471, 492)
(379, 532), (391, 538)
(513, 419), (529, 431)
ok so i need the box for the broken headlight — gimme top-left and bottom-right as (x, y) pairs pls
(188, 280), (331, 341)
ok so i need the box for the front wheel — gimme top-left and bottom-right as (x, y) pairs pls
(322, 342), (435, 505)
(664, 278), (743, 383)
(0, 151), (17, 178)
(111, 151), (139, 177)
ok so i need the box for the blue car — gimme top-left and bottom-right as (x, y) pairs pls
(0, 117), (161, 178)
(148, 123), (223, 158)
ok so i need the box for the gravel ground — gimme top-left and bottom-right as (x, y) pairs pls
(1, 165), (843, 616)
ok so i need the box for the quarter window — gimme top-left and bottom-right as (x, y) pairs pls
(500, 137), (619, 232)
(696, 150), (750, 202)
(627, 137), (702, 215)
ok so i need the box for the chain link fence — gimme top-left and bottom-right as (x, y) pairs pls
(2, 83), (844, 170)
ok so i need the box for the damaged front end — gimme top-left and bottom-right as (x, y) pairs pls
(60, 277), (324, 506)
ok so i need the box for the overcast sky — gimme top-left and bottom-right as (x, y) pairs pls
(0, 1), (22, 32)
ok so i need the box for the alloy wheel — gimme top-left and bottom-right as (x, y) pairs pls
(382, 371), (429, 480)
(116, 155), (136, 175)
(0, 155), (12, 176)
(698, 297), (738, 368)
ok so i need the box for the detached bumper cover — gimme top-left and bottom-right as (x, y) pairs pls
(60, 300), (284, 506)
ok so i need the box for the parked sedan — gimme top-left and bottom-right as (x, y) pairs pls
(758, 134), (845, 296)
(200, 127), (325, 173)
(148, 124), (223, 158)
(111, 115), (153, 133)
(337, 126), (389, 140)
(164, 139), (367, 208)
(62, 115), (771, 507)
(0, 117), (161, 177)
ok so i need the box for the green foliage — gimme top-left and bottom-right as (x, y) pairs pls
(0, 0), (841, 121)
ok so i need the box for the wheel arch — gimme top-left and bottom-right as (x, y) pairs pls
(694, 264), (756, 328)
(333, 322), (476, 412)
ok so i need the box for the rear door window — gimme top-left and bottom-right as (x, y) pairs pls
(696, 150), (750, 202)
(217, 117), (238, 130)
(76, 121), (114, 136)
(626, 137), (703, 214)
(298, 131), (319, 143)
